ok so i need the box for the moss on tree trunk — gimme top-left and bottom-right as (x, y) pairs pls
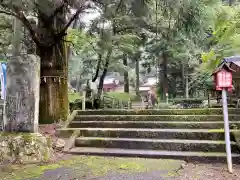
(38, 40), (68, 124)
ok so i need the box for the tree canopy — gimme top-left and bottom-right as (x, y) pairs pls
(1, 0), (240, 103)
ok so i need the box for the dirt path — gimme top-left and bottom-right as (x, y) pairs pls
(172, 163), (240, 180)
(2, 155), (240, 180)
(27, 163), (240, 180)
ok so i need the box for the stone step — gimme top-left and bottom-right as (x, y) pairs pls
(76, 108), (240, 115)
(69, 121), (240, 129)
(57, 128), (239, 140)
(75, 137), (239, 153)
(73, 115), (240, 122)
(67, 147), (240, 163)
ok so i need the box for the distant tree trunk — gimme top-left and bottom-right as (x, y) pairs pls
(97, 50), (112, 98)
(185, 69), (189, 99)
(67, 18), (78, 61)
(229, 0), (234, 6)
(38, 9), (68, 124)
(76, 74), (81, 92)
(123, 53), (129, 93)
(181, 62), (185, 97)
(97, 68), (107, 98)
(67, 19), (79, 88)
(135, 54), (140, 96)
(160, 52), (168, 100)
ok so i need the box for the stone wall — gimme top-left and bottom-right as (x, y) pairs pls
(0, 133), (53, 164)
(4, 54), (40, 132)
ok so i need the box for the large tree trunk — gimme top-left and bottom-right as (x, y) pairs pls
(38, 6), (68, 124)
(39, 43), (68, 123)
(123, 53), (129, 93)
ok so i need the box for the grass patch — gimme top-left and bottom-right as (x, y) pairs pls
(105, 92), (138, 101)
(1, 156), (183, 180)
(69, 92), (137, 103)
(68, 93), (82, 102)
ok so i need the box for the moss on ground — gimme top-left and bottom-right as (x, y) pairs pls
(68, 92), (137, 103)
(0, 156), (183, 180)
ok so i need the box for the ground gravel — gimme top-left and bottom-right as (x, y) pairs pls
(26, 163), (240, 180)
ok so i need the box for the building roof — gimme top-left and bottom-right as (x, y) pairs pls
(212, 56), (239, 75)
(222, 56), (240, 67)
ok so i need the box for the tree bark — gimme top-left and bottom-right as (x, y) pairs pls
(98, 68), (107, 98)
(97, 50), (112, 98)
(123, 53), (129, 93)
(39, 43), (68, 123)
(38, 6), (68, 124)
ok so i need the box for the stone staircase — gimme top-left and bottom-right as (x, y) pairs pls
(58, 109), (240, 163)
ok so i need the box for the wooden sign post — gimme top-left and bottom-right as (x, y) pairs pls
(213, 65), (234, 173)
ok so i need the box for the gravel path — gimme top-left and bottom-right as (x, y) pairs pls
(26, 163), (240, 180)
(28, 169), (172, 180)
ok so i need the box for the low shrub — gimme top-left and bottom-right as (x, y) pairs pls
(69, 99), (94, 112)
(172, 98), (203, 108)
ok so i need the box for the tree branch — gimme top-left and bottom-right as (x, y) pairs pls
(57, 7), (85, 38)
(0, 10), (16, 17)
(12, 7), (41, 48)
(49, 0), (68, 20)
(92, 55), (102, 82)
(115, 0), (124, 13)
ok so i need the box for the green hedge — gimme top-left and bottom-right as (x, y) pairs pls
(76, 108), (240, 115)
(74, 114), (230, 122)
(69, 99), (94, 112)
(172, 98), (203, 105)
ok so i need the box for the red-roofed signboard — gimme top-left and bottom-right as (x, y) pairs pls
(215, 69), (232, 91)
(213, 65), (233, 92)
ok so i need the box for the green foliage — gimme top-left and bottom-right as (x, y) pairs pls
(201, 4), (240, 70)
(0, 14), (12, 54)
(172, 98), (203, 105)
(68, 92), (82, 103)
(2, 0), (239, 99)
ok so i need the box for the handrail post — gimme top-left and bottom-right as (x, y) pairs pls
(141, 96), (144, 109)
(112, 98), (115, 108)
(120, 100), (123, 109)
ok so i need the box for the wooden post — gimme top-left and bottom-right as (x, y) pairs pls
(207, 90), (210, 108)
(112, 98), (115, 108)
(141, 96), (144, 109)
(82, 91), (86, 110)
(128, 98), (131, 109)
(166, 93), (169, 104)
(120, 100), (123, 109)
(222, 88), (233, 173)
